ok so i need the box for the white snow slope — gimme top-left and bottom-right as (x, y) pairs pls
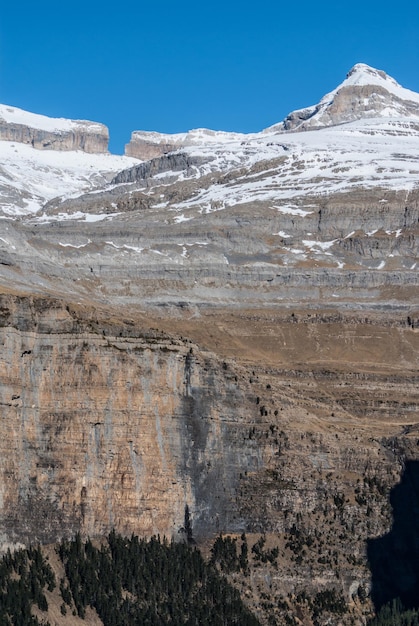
(0, 103), (105, 133)
(0, 141), (138, 216)
(163, 117), (419, 217)
(0, 63), (418, 219)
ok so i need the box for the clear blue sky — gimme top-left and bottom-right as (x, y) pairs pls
(1, 0), (418, 153)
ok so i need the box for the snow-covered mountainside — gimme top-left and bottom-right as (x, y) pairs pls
(0, 103), (139, 216)
(0, 63), (418, 311)
(0, 140), (138, 216)
(0, 103), (106, 135)
(268, 62), (419, 132)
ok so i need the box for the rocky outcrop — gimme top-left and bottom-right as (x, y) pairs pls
(0, 122), (109, 152)
(125, 128), (244, 159)
(112, 152), (212, 184)
(0, 120), (109, 152)
(270, 63), (419, 132)
(125, 131), (185, 159)
(0, 104), (109, 152)
(282, 84), (419, 131)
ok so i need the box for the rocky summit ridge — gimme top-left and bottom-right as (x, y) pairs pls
(126, 62), (419, 157)
(0, 64), (419, 625)
(269, 62), (419, 132)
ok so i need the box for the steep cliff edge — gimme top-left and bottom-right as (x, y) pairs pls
(1, 293), (419, 624)
(0, 103), (109, 153)
(125, 127), (245, 159)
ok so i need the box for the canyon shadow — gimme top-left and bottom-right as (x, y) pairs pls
(368, 459), (419, 611)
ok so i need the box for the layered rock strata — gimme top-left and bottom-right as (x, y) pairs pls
(1, 187), (417, 313)
(124, 128), (244, 159)
(271, 63), (419, 132)
(125, 131), (184, 159)
(0, 104), (109, 152)
(0, 294), (419, 625)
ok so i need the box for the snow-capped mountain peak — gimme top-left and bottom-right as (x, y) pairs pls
(339, 63), (401, 89)
(267, 63), (419, 133)
(1, 63), (419, 221)
(322, 63), (419, 106)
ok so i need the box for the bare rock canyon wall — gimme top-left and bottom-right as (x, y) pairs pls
(0, 294), (419, 613)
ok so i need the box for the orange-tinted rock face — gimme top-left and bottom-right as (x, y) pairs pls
(1, 293), (419, 624)
(0, 296), (260, 545)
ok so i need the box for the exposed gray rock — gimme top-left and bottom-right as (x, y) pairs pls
(268, 63), (419, 132)
(0, 104), (109, 152)
(281, 84), (419, 132)
(0, 121), (109, 152)
(125, 131), (182, 159)
(112, 152), (213, 184)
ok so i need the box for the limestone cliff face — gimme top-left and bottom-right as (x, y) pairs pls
(124, 128), (244, 159)
(0, 121), (109, 153)
(1, 294), (419, 623)
(0, 295), (260, 546)
(125, 131), (183, 159)
(0, 104), (109, 153)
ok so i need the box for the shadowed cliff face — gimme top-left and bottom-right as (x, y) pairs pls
(368, 460), (419, 611)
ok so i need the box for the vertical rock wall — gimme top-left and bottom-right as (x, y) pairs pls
(0, 297), (257, 546)
(0, 119), (109, 153)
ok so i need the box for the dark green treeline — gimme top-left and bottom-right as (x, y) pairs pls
(0, 532), (261, 626)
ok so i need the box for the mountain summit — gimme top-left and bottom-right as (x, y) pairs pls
(268, 63), (419, 132)
(125, 63), (419, 158)
(1, 62), (419, 221)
